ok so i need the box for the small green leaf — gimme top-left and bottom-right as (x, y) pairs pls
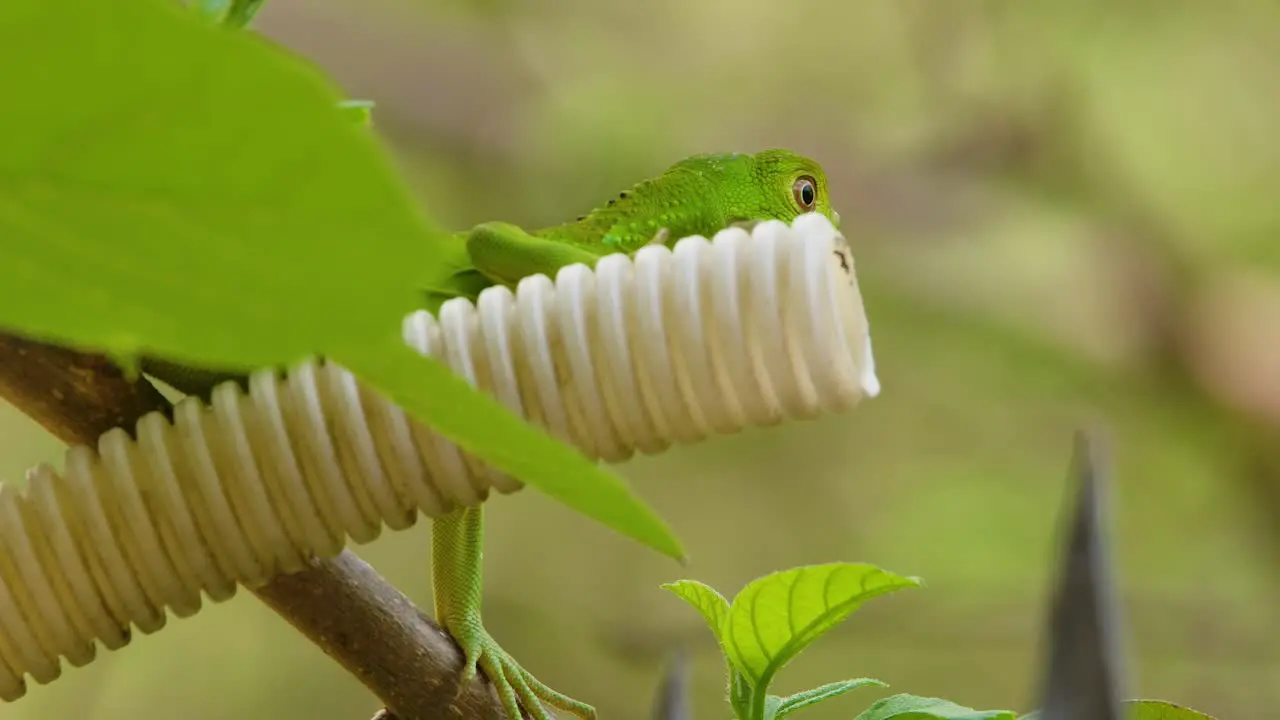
(1126, 700), (1219, 720)
(1020, 699), (1220, 720)
(188, 0), (231, 23)
(224, 0), (266, 28)
(722, 563), (919, 686)
(730, 667), (753, 718)
(338, 99), (376, 126)
(855, 694), (1015, 720)
(775, 678), (885, 717)
(763, 695), (785, 720)
(663, 579), (731, 639)
(186, 0), (264, 27)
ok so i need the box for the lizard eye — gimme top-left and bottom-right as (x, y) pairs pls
(792, 176), (817, 211)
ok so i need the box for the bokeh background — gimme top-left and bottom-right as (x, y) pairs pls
(3, 0), (1278, 718)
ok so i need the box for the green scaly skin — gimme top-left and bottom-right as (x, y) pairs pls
(142, 149), (839, 720)
(421, 149), (840, 314)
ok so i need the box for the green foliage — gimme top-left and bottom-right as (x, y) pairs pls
(720, 563), (920, 688)
(856, 695), (1015, 720)
(223, 0), (267, 28)
(187, 0), (266, 28)
(338, 99), (377, 126)
(665, 563), (964, 720)
(650, 563), (1234, 720)
(1125, 700), (1221, 720)
(772, 679), (887, 717)
(0, 0), (682, 560)
(661, 579), (730, 640)
(1019, 699), (1220, 720)
(1, 0), (432, 368)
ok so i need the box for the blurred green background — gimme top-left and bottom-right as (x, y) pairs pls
(3, 0), (1278, 718)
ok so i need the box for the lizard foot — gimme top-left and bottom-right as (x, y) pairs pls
(451, 617), (597, 720)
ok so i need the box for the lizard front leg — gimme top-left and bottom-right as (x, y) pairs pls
(433, 506), (596, 719)
(466, 222), (604, 288)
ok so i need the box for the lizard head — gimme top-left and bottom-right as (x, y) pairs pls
(642, 149), (841, 241)
(746, 149), (841, 230)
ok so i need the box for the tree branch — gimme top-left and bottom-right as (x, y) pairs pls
(0, 332), (510, 720)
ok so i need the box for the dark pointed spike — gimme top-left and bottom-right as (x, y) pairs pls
(651, 648), (692, 720)
(1036, 429), (1128, 720)
(576, 215), (587, 221)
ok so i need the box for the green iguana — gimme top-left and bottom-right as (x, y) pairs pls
(142, 149), (840, 719)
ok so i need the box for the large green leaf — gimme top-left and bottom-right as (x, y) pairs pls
(0, 0), (682, 559)
(855, 694), (1015, 720)
(721, 563), (919, 687)
(0, 0), (431, 367)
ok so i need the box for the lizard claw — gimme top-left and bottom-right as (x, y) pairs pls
(450, 617), (596, 720)
(647, 227), (671, 246)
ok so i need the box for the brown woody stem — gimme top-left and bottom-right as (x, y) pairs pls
(0, 332), (511, 720)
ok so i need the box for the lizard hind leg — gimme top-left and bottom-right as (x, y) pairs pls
(432, 506), (597, 720)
